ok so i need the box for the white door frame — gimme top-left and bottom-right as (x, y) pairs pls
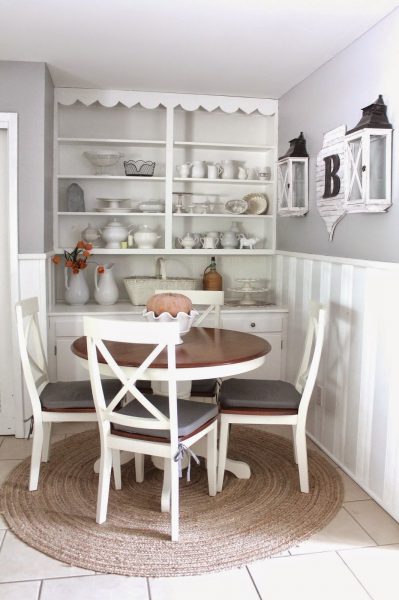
(0, 113), (21, 435)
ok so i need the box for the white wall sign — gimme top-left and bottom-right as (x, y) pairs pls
(316, 125), (347, 240)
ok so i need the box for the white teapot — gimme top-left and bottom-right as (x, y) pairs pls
(178, 233), (199, 249)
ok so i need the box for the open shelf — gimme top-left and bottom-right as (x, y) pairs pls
(174, 177), (273, 184)
(58, 175), (165, 181)
(58, 137), (166, 146)
(174, 141), (274, 152)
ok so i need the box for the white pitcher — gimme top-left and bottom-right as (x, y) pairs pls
(94, 263), (119, 306)
(191, 161), (206, 178)
(221, 160), (235, 179)
(64, 268), (90, 306)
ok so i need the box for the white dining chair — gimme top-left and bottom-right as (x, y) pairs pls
(84, 316), (218, 542)
(15, 297), (122, 491)
(155, 290), (224, 401)
(217, 303), (326, 494)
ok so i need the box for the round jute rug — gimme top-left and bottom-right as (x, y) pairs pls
(0, 428), (343, 577)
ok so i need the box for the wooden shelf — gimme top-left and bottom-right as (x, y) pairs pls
(58, 137), (166, 146)
(174, 141), (274, 152)
(174, 177), (273, 184)
(57, 175), (165, 181)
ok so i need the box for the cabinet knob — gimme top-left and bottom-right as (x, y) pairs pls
(250, 322), (256, 328)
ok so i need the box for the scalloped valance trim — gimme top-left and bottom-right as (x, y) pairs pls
(55, 88), (277, 116)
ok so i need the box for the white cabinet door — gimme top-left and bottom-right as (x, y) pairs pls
(221, 313), (284, 380)
(56, 338), (90, 381)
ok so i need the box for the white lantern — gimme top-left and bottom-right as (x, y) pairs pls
(344, 95), (392, 212)
(277, 133), (309, 216)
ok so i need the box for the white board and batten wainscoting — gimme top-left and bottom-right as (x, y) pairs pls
(275, 251), (399, 523)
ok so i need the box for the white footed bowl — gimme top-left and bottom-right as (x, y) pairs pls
(142, 309), (199, 343)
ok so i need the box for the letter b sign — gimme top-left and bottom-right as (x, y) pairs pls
(323, 154), (340, 198)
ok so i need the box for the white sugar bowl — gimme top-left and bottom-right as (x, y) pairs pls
(133, 230), (160, 249)
(100, 219), (133, 249)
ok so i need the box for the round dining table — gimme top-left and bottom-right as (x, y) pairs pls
(71, 326), (270, 383)
(71, 327), (271, 493)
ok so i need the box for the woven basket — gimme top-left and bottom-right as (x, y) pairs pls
(124, 277), (201, 305)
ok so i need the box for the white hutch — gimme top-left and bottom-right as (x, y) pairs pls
(40, 89), (287, 383)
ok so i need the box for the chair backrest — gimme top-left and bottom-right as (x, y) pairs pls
(154, 290), (224, 327)
(15, 297), (50, 420)
(294, 303), (326, 424)
(84, 316), (181, 446)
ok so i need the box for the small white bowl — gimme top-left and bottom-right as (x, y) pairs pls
(142, 309), (199, 343)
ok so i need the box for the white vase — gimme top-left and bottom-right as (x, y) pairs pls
(94, 263), (119, 306)
(64, 268), (90, 305)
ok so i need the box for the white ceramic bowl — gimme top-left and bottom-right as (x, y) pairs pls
(83, 151), (123, 168)
(142, 309), (199, 343)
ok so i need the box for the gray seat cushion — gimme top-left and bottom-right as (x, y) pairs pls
(191, 378), (218, 396)
(219, 379), (301, 411)
(40, 379), (121, 411)
(112, 395), (218, 440)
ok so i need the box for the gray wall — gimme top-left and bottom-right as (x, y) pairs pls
(277, 8), (399, 262)
(0, 61), (53, 253)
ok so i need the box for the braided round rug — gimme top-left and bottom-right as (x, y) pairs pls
(0, 428), (343, 577)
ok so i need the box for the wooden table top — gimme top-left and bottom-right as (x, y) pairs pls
(71, 327), (270, 370)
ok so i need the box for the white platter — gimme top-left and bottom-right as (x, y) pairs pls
(243, 193), (268, 215)
(225, 198), (248, 215)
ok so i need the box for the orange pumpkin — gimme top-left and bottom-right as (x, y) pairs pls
(146, 293), (192, 317)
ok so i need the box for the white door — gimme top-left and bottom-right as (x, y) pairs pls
(0, 114), (19, 434)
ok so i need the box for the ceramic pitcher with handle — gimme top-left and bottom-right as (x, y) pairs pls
(94, 263), (119, 305)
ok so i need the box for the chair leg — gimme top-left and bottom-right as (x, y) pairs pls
(41, 422), (52, 463)
(112, 449), (122, 490)
(292, 424), (298, 464)
(161, 459), (171, 513)
(135, 453), (144, 483)
(170, 457), (180, 542)
(296, 428), (309, 493)
(207, 425), (217, 496)
(29, 422), (43, 491)
(96, 446), (113, 524)
(217, 416), (230, 492)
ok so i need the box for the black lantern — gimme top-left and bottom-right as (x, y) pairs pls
(345, 95), (393, 212)
(277, 132), (309, 216)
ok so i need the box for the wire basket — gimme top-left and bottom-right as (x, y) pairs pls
(124, 277), (201, 305)
(124, 160), (155, 177)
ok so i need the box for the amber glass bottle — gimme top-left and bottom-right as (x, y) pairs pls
(203, 256), (223, 291)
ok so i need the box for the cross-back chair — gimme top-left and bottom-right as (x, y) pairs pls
(217, 303), (326, 494)
(15, 297), (121, 491)
(84, 316), (218, 542)
(155, 289), (224, 401)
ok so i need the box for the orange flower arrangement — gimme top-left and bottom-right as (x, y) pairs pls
(52, 241), (100, 274)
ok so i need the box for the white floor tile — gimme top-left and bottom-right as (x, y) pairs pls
(40, 574), (148, 600)
(290, 508), (376, 555)
(339, 544), (399, 600)
(337, 469), (370, 502)
(0, 461), (21, 486)
(0, 580), (41, 600)
(149, 568), (259, 600)
(345, 500), (399, 545)
(249, 552), (371, 600)
(0, 531), (93, 583)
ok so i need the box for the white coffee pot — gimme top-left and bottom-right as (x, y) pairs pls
(221, 160), (235, 179)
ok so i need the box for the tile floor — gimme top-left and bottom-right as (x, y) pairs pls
(0, 424), (398, 600)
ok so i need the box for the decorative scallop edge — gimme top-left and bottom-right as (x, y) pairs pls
(55, 89), (277, 116)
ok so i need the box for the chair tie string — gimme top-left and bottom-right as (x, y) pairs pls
(24, 415), (34, 439)
(173, 443), (200, 482)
